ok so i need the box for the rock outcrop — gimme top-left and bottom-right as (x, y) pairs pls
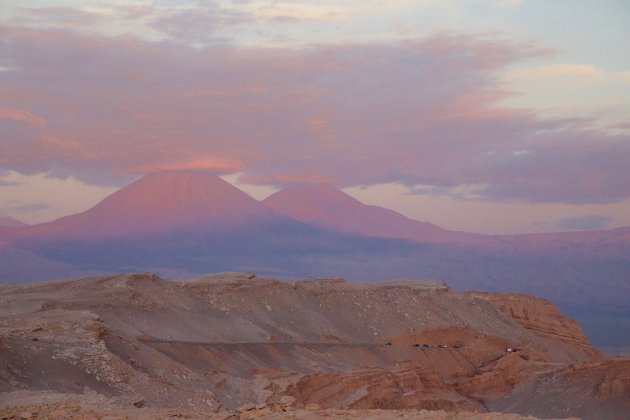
(467, 292), (601, 362)
(285, 365), (484, 411)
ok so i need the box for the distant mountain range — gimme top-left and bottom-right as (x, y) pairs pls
(1, 171), (629, 351)
(5, 171), (630, 253)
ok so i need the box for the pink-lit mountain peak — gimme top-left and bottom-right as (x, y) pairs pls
(94, 171), (265, 221)
(31, 171), (276, 237)
(264, 185), (468, 243)
(265, 186), (368, 216)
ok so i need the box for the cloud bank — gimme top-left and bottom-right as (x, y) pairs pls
(1, 23), (629, 204)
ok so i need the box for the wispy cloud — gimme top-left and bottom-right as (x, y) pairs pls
(501, 63), (630, 131)
(0, 178), (24, 187)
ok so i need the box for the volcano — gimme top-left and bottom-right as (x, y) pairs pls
(0, 216), (28, 237)
(20, 171), (279, 239)
(264, 186), (490, 245)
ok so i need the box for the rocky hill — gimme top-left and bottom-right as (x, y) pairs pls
(1, 273), (625, 419)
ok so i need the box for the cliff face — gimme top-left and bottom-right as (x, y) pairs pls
(285, 366), (484, 412)
(0, 273), (614, 419)
(467, 292), (601, 362)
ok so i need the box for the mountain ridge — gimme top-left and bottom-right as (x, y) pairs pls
(6, 171), (630, 247)
(264, 184), (630, 256)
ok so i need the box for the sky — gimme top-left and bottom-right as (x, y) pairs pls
(1, 0), (629, 234)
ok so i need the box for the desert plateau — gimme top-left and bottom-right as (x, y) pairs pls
(1, 272), (628, 419)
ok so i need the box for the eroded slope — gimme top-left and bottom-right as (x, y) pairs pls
(0, 273), (615, 418)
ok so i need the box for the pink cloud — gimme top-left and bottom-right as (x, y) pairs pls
(134, 156), (245, 174)
(0, 107), (45, 126)
(0, 25), (628, 203)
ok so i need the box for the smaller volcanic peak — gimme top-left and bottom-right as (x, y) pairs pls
(0, 216), (28, 237)
(23, 171), (278, 239)
(0, 216), (28, 228)
(264, 186), (479, 244)
(265, 186), (374, 228)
